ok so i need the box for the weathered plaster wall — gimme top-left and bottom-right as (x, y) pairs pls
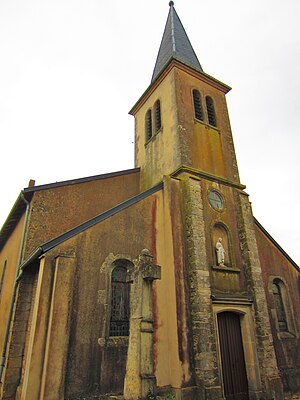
(174, 68), (240, 184)
(133, 70), (179, 190)
(154, 177), (194, 391)
(133, 66), (240, 192)
(24, 170), (140, 257)
(0, 213), (25, 355)
(17, 188), (191, 399)
(255, 225), (300, 396)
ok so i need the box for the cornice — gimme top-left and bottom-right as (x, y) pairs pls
(171, 165), (246, 190)
(129, 58), (231, 116)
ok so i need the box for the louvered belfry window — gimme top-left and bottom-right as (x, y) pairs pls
(154, 100), (161, 132)
(206, 96), (217, 127)
(272, 280), (288, 332)
(192, 89), (203, 121)
(145, 109), (152, 141)
(109, 266), (130, 336)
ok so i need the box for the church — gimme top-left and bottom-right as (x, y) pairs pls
(0, 3), (299, 400)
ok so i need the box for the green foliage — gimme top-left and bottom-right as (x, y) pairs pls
(146, 388), (176, 400)
(164, 391), (175, 400)
(146, 389), (156, 400)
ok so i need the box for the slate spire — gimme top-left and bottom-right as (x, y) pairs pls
(151, 2), (203, 83)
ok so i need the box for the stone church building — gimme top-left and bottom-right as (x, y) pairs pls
(0, 3), (299, 400)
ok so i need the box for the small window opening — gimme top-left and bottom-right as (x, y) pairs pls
(206, 96), (217, 127)
(192, 89), (203, 121)
(154, 100), (161, 132)
(145, 109), (152, 141)
(109, 266), (130, 336)
(0, 260), (7, 296)
(272, 280), (288, 332)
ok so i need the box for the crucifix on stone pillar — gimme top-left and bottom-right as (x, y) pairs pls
(124, 249), (161, 400)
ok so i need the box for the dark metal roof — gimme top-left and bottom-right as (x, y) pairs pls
(0, 168), (140, 251)
(151, 2), (203, 83)
(24, 168), (140, 193)
(20, 182), (164, 270)
(0, 192), (33, 251)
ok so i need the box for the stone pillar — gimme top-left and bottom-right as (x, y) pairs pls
(238, 192), (284, 400)
(181, 176), (224, 400)
(0, 269), (36, 400)
(39, 253), (76, 400)
(124, 249), (161, 400)
(21, 256), (54, 400)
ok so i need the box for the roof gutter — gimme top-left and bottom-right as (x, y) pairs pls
(18, 247), (43, 275)
(0, 192), (30, 382)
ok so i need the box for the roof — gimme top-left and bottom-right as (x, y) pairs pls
(20, 182), (164, 270)
(254, 218), (300, 272)
(0, 193), (32, 251)
(24, 167), (140, 193)
(151, 2), (203, 83)
(0, 167), (140, 251)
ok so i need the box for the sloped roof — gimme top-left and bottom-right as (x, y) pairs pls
(151, 2), (203, 83)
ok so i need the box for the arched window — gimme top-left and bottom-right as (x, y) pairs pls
(192, 89), (203, 121)
(206, 96), (217, 127)
(272, 279), (288, 332)
(109, 265), (130, 336)
(154, 100), (161, 132)
(145, 109), (152, 141)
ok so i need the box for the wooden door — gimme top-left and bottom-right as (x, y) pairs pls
(217, 312), (249, 400)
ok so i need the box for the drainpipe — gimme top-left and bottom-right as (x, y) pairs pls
(0, 192), (30, 383)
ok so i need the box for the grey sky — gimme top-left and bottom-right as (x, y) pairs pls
(0, 0), (299, 264)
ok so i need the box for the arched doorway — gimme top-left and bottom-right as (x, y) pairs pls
(217, 312), (249, 400)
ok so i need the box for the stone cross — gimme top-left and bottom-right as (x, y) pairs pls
(124, 249), (161, 400)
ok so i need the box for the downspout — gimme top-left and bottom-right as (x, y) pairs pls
(0, 192), (30, 383)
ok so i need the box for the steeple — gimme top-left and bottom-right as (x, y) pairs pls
(151, 1), (203, 83)
(131, 2), (238, 191)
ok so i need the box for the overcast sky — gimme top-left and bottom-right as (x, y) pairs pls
(0, 0), (299, 265)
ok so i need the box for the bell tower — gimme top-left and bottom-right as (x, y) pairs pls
(130, 1), (240, 190)
(130, 4), (285, 400)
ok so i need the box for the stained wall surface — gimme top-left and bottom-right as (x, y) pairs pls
(133, 70), (179, 190)
(24, 170), (140, 257)
(174, 67), (240, 184)
(0, 213), (25, 354)
(16, 187), (195, 399)
(255, 224), (300, 395)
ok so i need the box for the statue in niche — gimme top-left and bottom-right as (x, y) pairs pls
(216, 237), (225, 266)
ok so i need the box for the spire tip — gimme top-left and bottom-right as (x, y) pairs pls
(169, 1), (174, 7)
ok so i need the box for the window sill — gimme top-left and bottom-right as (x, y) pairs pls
(277, 331), (297, 340)
(98, 336), (129, 348)
(211, 265), (240, 273)
(194, 118), (220, 133)
(145, 127), (163, 146)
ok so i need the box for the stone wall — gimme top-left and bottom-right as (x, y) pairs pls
(181, 175), (223, 400)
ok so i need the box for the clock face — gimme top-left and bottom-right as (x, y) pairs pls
(208, 190), (224, 211)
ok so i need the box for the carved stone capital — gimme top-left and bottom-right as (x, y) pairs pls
(140, 264), (161, 281)
(138, 248), (154, 267)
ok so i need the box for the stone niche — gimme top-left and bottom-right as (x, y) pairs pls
(211, 223), (241, 293)
(212, 223), (232, 268)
